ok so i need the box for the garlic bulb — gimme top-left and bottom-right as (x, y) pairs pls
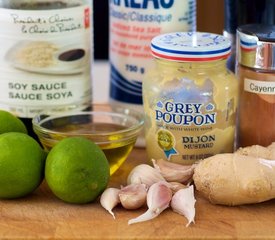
(127, 164), (166, 187)
(128, 181), (172, 225)
(100, 188), (120, 219)
(152, 159), (196, 184)
(171, 185), (196, 227)
(119, 184), (147, 210)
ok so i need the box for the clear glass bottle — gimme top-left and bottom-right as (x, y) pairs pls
(236, 24), (275, 147)
(143, 32), (238, 164)
(0, 0), (93, 138)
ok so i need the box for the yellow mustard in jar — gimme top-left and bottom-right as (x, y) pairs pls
(143, 32), (239, 164)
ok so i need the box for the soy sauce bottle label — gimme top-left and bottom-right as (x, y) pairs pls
(0, 3), (92, 118)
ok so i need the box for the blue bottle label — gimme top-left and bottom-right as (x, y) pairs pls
(109, 0), (196, 104)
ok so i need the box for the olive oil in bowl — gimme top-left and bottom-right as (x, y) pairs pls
(33, 106), (144, 175)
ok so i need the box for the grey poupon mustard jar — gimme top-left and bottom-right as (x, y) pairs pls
(236, 24), (275, 147)
(143, 32), (239, 164)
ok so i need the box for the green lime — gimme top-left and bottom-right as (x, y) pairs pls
(0, 110), (27, 134)
(45, 137), (110, 204)
(0, 132), (46, 199)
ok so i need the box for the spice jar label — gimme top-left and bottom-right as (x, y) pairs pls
(0, 5), (92, 117)
(244, 78), (275, 95)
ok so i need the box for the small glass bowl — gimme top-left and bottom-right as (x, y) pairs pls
(32, 104), (144, 175)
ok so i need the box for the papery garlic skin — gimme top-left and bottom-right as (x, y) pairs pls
(128, 181), (172, 225)
(171, 185), (196, 227)
(152, 159), (196, 184)
(127, 164), (166, 187)
(169, 182), (187, 194)
(119, 184), (147, 210)
(100, 188), (120, 219)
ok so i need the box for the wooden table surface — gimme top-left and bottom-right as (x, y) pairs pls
(1, 147), (275, 239)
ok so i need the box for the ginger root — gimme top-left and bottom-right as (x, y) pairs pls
(236, 143), (275, 159)
(193, 153), (275, 206)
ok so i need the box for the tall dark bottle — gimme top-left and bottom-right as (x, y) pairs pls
(224, 0), (275, 72)
(0, 0), (93, 137)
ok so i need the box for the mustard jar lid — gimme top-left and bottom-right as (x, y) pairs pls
(151, 32), (231, 62)
(237, 24), (275, 70)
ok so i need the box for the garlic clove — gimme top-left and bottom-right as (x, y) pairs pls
(169, 181), (187, 194)
(119, 184), (147, 210)
(100, 187), (120, 219)
(152, 159), (196, 184)
(171, 185), (196, 227)
(127, 164), (166, 187)
(128, 208), (159, 225)
(128, 181), (172, 225)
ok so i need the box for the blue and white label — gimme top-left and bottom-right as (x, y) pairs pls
(109, 0), (196, 104)
(110, 0), (174, 9)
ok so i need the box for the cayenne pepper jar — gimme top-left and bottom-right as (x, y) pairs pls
(143, 32), (239, 165)
(236, 24), (275, 147)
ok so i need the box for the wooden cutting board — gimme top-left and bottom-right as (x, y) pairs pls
(0, 147), (275, 239)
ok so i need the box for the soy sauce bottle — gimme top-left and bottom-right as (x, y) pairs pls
(0, 0), (93, 138)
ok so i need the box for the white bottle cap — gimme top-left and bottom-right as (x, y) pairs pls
(151, 32), (231, 62)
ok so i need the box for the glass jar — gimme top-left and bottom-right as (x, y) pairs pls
(236, 24), (275, 147)
(143, 32), (239, 164)
(0, 0), (93, 138)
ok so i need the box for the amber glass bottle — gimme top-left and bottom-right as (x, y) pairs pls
(236, 24), (275, 147)
(0, 0), (93, 138)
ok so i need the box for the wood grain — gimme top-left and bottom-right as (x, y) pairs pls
(0, 147), (275, 239)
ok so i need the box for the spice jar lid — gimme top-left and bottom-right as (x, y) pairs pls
(237, 24), (275, 70)
(151, 32), (231, 62)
